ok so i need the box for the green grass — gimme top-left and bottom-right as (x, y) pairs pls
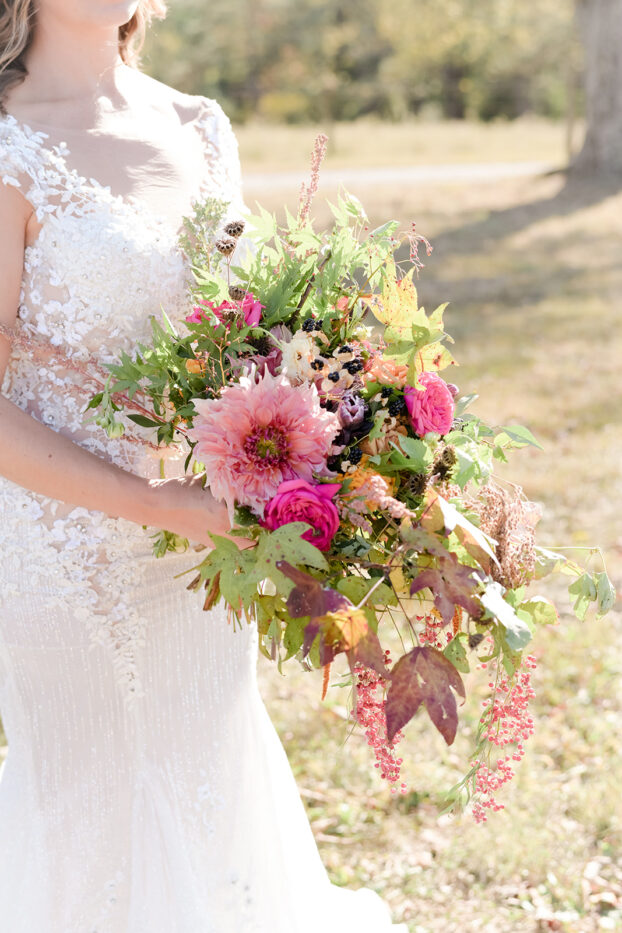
(247, 125), (622, 932)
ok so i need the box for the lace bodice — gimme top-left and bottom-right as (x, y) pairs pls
(0, 95), (244, 459)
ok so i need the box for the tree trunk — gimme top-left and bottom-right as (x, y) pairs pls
(574, 0), (622, 176)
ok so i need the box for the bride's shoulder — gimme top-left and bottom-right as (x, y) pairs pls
(134, 71), (233, 134)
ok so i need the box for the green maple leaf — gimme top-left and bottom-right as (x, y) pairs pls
(196, 535), (256, 608)
(252, 523), (328, 592)
(479, 581), (533, 651)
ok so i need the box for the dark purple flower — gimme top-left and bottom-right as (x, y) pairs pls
(338, 393), (366, 428)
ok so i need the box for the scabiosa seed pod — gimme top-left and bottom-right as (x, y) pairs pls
(407, 472), (428, 498)
(215, 236), (237, 256)
(439, 445), (457, 469)
(223, 220), (246, 238)
(468, 632), (485, 649)
(249, 335), (273, 356)
(228, 285), (248, 301)
(431, 445), (457, 481)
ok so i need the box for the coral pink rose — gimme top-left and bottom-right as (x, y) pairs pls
(262, 479), (341, 551)
(404, 372), (455, 437)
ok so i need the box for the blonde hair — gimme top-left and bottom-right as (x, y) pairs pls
(0, 1), (167, 109)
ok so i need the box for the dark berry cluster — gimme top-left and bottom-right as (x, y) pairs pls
(343, 359), (363, 375)
(381, 385), (392, 398)
(388, 397), (406, 416)
(347, 447), (363, 465)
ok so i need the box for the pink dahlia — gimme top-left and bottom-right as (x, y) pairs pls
(262, 479), (341, 551)
(188, 369), (340, 518)
(404, 372), (455, 437)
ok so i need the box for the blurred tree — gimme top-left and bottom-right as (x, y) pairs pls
(573, 0), (622, 175)
(142, 0), (579, 125)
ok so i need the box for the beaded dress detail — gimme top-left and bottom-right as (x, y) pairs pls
(0, 98), (407, 933)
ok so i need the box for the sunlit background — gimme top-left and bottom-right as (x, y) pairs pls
(133, 4), (622, 930)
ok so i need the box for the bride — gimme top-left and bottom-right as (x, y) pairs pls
(0, 2), (407, 931)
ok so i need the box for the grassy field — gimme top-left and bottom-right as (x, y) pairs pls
(242, 121), (622, 932)
(236, 116), (579, 173)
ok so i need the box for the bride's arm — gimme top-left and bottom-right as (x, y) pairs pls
(0, 184), (233, 547)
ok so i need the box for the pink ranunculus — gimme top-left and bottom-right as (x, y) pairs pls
(404, 371), (455, 437)
(241, 292), (264, 327)
(262, 479), (341, 551)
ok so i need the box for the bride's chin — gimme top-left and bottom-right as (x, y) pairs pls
(92, 1), (142, 27)
(50, 0), (142, 29)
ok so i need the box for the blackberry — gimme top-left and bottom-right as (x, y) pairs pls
(344, 360), (363, 375)
(311, 359), (324, 371)
(327, 371), (340, 383)
(337, 345), (352, 354)
(351, 418), (374, 437)
(302, 318), (316, 332)
(388, 397), (406, 416)
(313, 321), (323, 331)
(347, 447), (363, 465)
(381, 386), (392, 398)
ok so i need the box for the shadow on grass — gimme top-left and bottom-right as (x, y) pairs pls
(413, 173), (622, 265)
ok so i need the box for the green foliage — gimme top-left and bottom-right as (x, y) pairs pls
(143, 0), (579, 123)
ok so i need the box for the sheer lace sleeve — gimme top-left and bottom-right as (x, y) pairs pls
(0, 116), (47, 215)
(194, 97), (247, 222)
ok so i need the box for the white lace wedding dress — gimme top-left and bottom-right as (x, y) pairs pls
(0, 98), (407, 932)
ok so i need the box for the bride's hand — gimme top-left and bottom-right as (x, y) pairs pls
(144, 474), (254, 550)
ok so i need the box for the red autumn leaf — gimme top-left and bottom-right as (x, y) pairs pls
(277, 561), (349, 620)
(305, 608), (388, 677)
(385, 646), (466, 744)
(410, 551), (482, 625)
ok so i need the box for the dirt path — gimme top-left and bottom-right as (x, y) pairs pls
(243, 160), (555, 191)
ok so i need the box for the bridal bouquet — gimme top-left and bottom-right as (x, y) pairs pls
(89, 136), (615, 821)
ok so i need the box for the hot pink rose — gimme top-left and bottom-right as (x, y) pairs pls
(262, 479), (341, 551)
(404, 372), (455, 437)
(241, 293), (264, 326)
(185, 292), (264, 327)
